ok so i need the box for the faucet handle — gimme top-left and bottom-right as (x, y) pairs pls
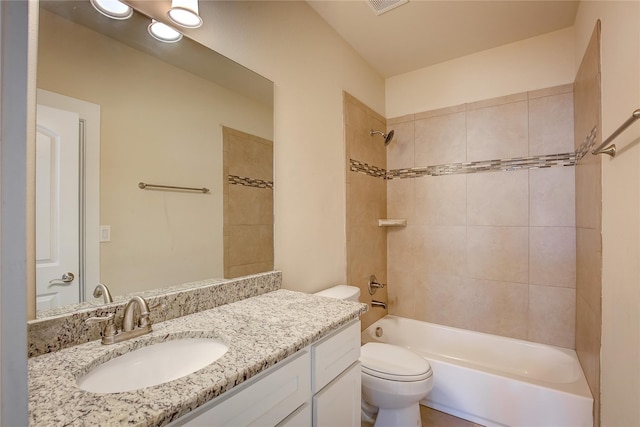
(85, 314), (117, 338)
(368, 275), (386, 295)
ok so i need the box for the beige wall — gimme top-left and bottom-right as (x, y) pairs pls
(344, 93), (388, 329)
(386, 27), (575, 118)
(574, 2), (640, 426)
(38, 10), (272, 297)
(386, 85), (577, 347)
(130, 1), (386, 294)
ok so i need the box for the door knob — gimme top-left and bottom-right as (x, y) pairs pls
(49, 272), (75, 285)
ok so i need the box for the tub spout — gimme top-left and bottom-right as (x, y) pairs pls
(371, 300), (387, 309)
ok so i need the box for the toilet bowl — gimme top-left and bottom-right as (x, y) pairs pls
(313, 285), (434, 427)
(360, 342), (433, 427)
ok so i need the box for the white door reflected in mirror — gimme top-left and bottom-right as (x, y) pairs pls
(35, 104), (81, 310)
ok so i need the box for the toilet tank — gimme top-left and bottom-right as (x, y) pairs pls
(314, 285), (360, 301)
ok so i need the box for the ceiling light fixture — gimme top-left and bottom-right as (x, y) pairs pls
(148, 20), (183, 43)
(89, 0), (133, 20)
(167, 0), (203, 28)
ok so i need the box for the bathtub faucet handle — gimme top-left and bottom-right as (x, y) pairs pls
(368, 275), (386, 295)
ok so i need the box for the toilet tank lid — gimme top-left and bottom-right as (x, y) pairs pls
(361, 342), (432, 378)
(314, 285), (360, 300)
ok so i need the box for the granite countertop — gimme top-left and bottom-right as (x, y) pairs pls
(29, 289), (367, 426)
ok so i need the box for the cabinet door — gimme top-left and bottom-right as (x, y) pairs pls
(313, 362), (361, 427)
(176, 351), (311, 427)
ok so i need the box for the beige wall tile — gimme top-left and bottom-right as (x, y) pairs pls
(529, 92), (574, 155)
(345, 99), (386, 168)
(465, 92), (528, 111)
(387, 113), (415, 126)
(224, 128), (273, 181)
(387, 178), (415, 224)
(575, 162), (602, 229)
(576, 294), (601, 403)
(415, 112), (466, 166)
(228, 261), (274, 279)
(528, 83), (573, 99)
(348, 224), (387, 291)
(387, 267), (417, 320)
(414, 225), (467, 277)
(417, 274), (471, 329)
(467, 226), (528, 283)
(227, 224), (273, 266)
(573, 25), (602, 424)
(466, 101), (528, 161)
(387, 120), (415, 169)
(467, 170), (528, 226)
(576, 226), (602, 316)
(387, 226), (416, 319)
(530, 226), (576, 288)
(227, 186), (274, 226)
(573, 74), (602, 160)
(348, 171), (386, 227)
(466, 278), (529, 339)
(387, 226), (416, 281)
(530, 167), (575, 227)
(528, 285), (576, 348)
(415, 174), (466, 226)
(415, 103), (466, 120)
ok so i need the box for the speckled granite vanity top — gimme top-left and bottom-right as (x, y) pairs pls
(29, 290), (367, 426)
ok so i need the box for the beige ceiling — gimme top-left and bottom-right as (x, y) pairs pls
(307, 0), (579, 78)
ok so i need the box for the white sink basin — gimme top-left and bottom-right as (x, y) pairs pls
(77, 338), (229, 393)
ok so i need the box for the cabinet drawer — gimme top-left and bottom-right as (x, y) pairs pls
(177, 351), (311, 427)
(312, 321), (360, 392)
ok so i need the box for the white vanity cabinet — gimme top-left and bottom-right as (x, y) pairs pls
(311, 321), (361, 427)
(171, 320), (361, 427)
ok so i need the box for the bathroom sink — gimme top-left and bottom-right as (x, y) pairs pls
(77, 338), (229, 393)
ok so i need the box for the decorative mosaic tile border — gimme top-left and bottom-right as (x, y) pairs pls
(575, 126), (598, 161)
(349, 161), (387, 178)
(352, 127), (598, 180)
(351, 153), (576, 180)
(228, 174), (274, 189)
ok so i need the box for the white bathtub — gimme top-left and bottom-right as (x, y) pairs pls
(362, 315), (593, 427)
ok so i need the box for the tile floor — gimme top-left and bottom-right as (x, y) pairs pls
(361, 405), (485, 427)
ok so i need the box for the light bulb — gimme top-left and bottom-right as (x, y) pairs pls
(167, 0), (203, 28)
(148, 20), (183, 43)
(90, 0), (133, 20)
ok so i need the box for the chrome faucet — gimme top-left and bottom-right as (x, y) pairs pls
(371, 300), (387, 309)
(93, 283), (113, 304)
(86, 296), (153, 345)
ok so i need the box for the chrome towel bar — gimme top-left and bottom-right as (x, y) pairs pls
(138, 182), (210, 193)
(592, 108), (640, 157)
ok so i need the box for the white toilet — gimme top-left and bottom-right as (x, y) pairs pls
(314, 285), (434, 427)
(360, 342), (433, 427)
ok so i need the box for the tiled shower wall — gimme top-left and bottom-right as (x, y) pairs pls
(573, 23), (602, 426)
(385, 84), (577, 348)
(223, 127), (274, 278)
(344, 93), (389, 330)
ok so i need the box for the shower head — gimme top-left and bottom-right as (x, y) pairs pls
(370, 129), (395, 146)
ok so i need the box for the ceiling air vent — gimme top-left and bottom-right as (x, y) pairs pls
(367, 0), (408, 16)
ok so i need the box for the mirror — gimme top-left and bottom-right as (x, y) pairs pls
(35, 1), (274, 317)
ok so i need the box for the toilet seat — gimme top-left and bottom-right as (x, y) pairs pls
(361, 342), (432, 382)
